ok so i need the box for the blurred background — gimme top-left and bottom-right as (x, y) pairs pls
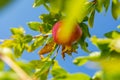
(0, 0), (120, 77)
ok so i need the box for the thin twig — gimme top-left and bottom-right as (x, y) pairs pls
(52, 45), (60, 60)
(33, 33), (52, 38)
(0, 53), (33, 80)
(0, 33), (52, 43)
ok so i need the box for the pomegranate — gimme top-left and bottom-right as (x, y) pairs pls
(52, 20), (82, 46)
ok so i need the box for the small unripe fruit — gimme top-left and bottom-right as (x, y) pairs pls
(52, 21), (82, 45)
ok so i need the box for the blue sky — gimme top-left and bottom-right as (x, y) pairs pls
(0, 0), (120, 77)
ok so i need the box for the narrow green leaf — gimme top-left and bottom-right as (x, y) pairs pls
(28, 22), (41, 31)
(103, 0), (110, 12)
(78, 23), (90, 52)
(95, 0), (103, 12)
(80, 23), (90, 38)
(79, 41), (90, 52)
(112, 0), (120, 20)
(88, 8), (95, 28)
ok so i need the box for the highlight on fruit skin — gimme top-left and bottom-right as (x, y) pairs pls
(52, 20), (82, 46)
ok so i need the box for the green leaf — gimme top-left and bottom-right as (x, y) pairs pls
(14, 43), (25, 57)
(64, 73), (90, 80)
(112, 0), (120, 20)
(92, 71), (103, 80)
(51, 61), (68, 79)
(33, 0), (48, 8)
(91, 36), (111, 51)
(78, 23), (90, 52)
(95, 0), (103, 12)
(17, 61), (34, 75)
(88, 8), (95, 28)
(103, 0), (110, 12)
(29, 58), (53, 79)
(34, 60), (53, 79)
(73, 52), (101, 66)
(29, 60), (45, 69)
(23, 34), (33, 43)
(109, 38), (120, 53)
(80, 23), (90, 38)
(52, 61), (90, 80)
(79, 41), (90, 52)
(83, 16), (88, 22)
(73, 57), (88, 66)
(29, 58), (52, 69)
(28, 22), (41, 31)
(104, 31), (120, 39)
(1, 40), (14, 48)
(27, 36), (47, 52)
(10, 27), (24, 35)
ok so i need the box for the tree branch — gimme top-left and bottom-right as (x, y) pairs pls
(0, 53), (33, 80)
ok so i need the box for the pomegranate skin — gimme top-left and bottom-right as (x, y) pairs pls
(52, 21), (82, 45)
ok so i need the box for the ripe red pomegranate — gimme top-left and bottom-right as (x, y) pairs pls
(52, 20), (82, 46)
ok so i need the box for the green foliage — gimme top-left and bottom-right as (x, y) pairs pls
(28, 22), (41, 31)
(73, 52), (101, 66)
(51, 61), (91, 80)
(11, 27), (25, 36)
(88, 8), (95, 27)
(104, 0), (110, 12)
(27, 36), (47, 52)
(33, 0), (49, 8)
(29, 58), (54, 80)
(0, 0), (120, 80)
(95, 0), (110, 13)
(78, 23), (90, 52)
(112, 0), (120, 20)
